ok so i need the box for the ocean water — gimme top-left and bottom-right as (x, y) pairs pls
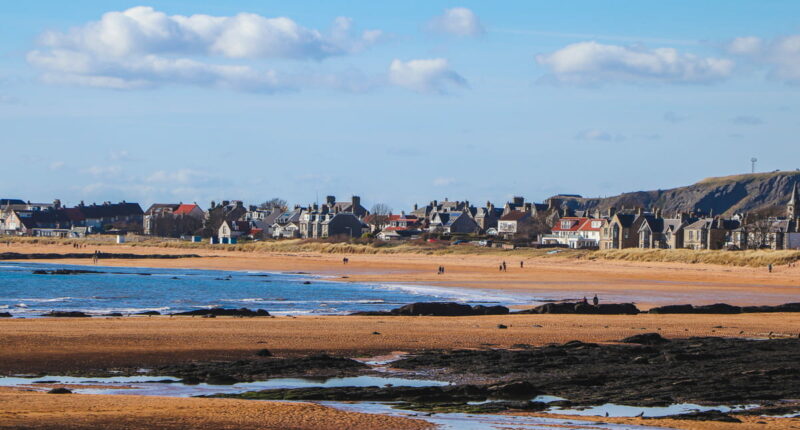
(0, 262), (536, 316)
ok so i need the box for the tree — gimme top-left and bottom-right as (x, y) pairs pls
(369, 203), (393, 232)
(259, 198), (287, 211)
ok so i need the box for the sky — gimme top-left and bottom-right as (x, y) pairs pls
(1, 1), (799, 211)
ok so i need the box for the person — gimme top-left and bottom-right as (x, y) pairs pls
(769, 263), (773, 273)
(441, 266), (445, 274)
(520, 261), (524, 269)
(502, 261), (507, 272)
(593, 294), (599, 306)
(499, 264), (503, 272)
(582, 296), (588, 304)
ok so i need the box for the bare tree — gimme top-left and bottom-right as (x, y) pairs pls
(370, 203), (393, 232)
(259, 198), (288, 211)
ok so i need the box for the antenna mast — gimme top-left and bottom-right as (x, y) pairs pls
(751, 157), (758, 174)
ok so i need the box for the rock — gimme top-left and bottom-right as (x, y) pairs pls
(392, 302), (509, 316)
(520, 302), (639, 315)
(173, 308), (270, 317)
(41, 311), (90, 318)
(471, 305), (511, 315)
(621, 333), (670, 345)
(205, 374), (239, 385)
(648, 410), (741, 423)
(255, 349), (273, 357)
(693, 303), (742, 314)
(104, 312), (124, 317)
(372, 331), (381, 335)
(136, 311), (160, 316)
(47, 387), (72, 394)
(0, 312), (11, 318)
(487, 381), (539, 399)
(648, 304), (695, 314)
(497, 324), (508, 329)
(32, 269), (103, 275)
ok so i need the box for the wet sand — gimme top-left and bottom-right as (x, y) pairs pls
(2, 314), (799, 374)
(5, 242), (800, 308)
(0, 387), (431, 430)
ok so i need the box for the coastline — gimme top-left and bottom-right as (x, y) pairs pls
(4, 242), (800, 308)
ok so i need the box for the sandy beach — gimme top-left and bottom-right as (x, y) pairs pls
(5, 241), (800, 308)
(3, 242), (800, 429)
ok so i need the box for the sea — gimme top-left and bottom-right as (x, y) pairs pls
(0, 262), (539, 317)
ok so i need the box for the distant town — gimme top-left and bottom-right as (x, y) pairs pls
(2, 185), (800, 250)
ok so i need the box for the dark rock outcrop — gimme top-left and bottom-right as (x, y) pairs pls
(172, 308), (270, 317)
(47, 388), (72, 394)
(136, 311), (161, 316)
(649, 302), (800, 314)
(518, 302), (639, 315)
(351, 302), (509, 317)
(0, 312), (11, 318)
(32, 269), (104, 275)
(621, 333), (670, 345)
(647, 410), (741, 423)
(41, 311), (90, 318)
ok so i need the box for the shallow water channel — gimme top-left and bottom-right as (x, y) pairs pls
(0, 374), (685, 429)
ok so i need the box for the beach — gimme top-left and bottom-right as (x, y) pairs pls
(2, 242), (800, 429)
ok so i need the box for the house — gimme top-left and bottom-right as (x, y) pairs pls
(542, 217), (604, 248)
(441, 211), (480, 235)
(600, 211), (638, 249)
(144, 203), (205, 237)
(377, 228), (420, 241)
(325, 195), (368, 218)
(76, 201), (144, 233)
(472, 203), (503, 232)
(243, 207), (281, 237)
(683, 217), (741, 250)
(219, 220), (251, 241)
(497, 210), (531, 238)
(637, 213), (687, 249)
(1, 209), (73, 237)
(271, 207), (303, 238)
(321, 213), (366, 238)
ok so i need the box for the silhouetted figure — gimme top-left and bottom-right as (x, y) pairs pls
(583, 296), (588, 304)
(499, 264), (503, 272)
(593, 295), (599, 306)
(502, 261), (507, 272)
(520, 261), (524, 268)
(441, 266), (445, 274)
(769, 264), (773, 273)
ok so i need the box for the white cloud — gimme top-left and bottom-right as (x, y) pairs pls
(726, 35), (800, 84)
(536, 41), (734, 85)
(27, 6), (381, 92)
(427, 8), (484, 37)
(432, 177), (456, 187)
(146, 169), (217, 186)
(388, 58), (467, 94)
(49, 161), (65, 171)
(727, 36), (763, 56)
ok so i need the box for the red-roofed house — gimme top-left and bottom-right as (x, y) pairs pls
(173, 204), (205, 219)
(541, 217), (605, 248)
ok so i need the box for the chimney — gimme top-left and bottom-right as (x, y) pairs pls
(53, 199), (61, 209)
(326, 195), (336, 206)
(351, 196), (361, 210)
(608, 207), (616, 218)
(513, 196), (524, 206)
(636, 207), (643, 216)
(413, 203), (418, 211)
(222, 200), (230, 207)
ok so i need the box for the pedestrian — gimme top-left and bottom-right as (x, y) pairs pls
(502, 261), (507, 272)
(768, 263), (773, 273)
(520, 261), (524, 269)
(441, 266), (445, 274)
(499, 264), (503, 272)
(583, 296), (588, 304)
(593, 294), (599, 306)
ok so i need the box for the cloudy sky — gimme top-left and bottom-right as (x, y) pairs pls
(1, 1), (799, 210)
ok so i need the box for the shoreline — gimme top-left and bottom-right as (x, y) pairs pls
(3, 242), (800, 309)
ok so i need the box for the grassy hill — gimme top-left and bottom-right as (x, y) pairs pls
(560, 171), (800, 216)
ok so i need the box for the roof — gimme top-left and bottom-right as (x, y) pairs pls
(500, 211), (529, 221)
(612, 213), (637, 228)
(0, 199), (25, 206)
(552, 217), (589, 232)
(174, 204), (201, 215)
(79, 202), (144, 219)
(578, 218), (606, 232)
(145, 204), (179, 214)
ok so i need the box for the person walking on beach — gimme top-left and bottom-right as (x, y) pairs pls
(593, 294), (599, 306)
(582, 296), (588, 305)
(502, 261), (507, 272)
(441, 266), (445, 274)
(520, 261), (524, 269)
(768, 263), (773, 273)
(499, 264), (503, 272)
(92, 250), (99, 264)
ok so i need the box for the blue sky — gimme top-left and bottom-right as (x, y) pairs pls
(1, 1), (799, 211)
